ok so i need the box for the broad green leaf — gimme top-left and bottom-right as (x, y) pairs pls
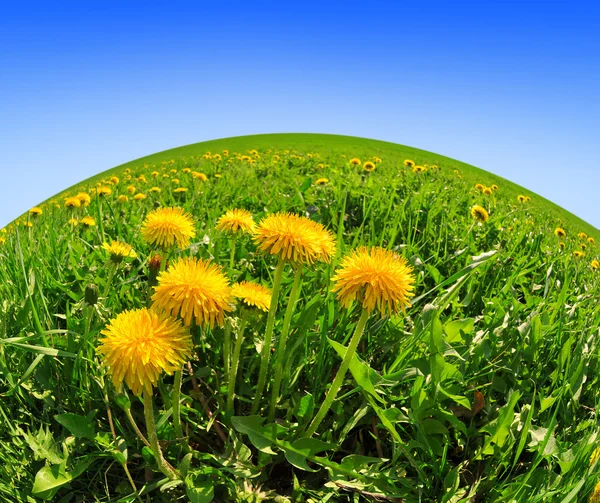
(283, 438), (336, 472)
(185, 472), (214, 503)
(32, 459), (91, 500)
(54, 413), (95, 440)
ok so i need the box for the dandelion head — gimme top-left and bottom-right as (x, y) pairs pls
(349, 158), (361, 166)
(483, 187), (493, 195)
(97, 308), (192, 396)
(315, 178), (329, 185)
(231, 281), (272, 312)
(102, 240), (137, 263)
(363, 161), (376, 172)
(216, 209), (256, 235)
(518, 195), (527, 203)
(574, 250), (585, 258)
(80, 216), (96, 227)
(65, 197), (81, 208)
(29, 207), (43, 216)
(554, 227), (566, 238)
(141, 207), (196, 249)
(97, 186), (113, 197)
(470, 205), (489, 223)
(332, 246), (415, 316)
(592, 260), (600, 270)
(404, 159), (415, 168)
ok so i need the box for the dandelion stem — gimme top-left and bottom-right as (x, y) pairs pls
(172, 368), (184, 440)
(103, 262), (117, 300)
(268, 265), (303, 422)
(306, 308), (370, 437)
(229, 235), (237, 270)
(143, 388), (179, 480)
(223, 319), (232, 387)
(252, 256), (285, 415)
(227, 315), (248, 414)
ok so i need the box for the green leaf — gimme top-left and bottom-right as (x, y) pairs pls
(443, 318), (474, 343)
(283, 438), (337, 472)
(185, 472), (214, 503)
(54, 413), (95, 440)
(24, 427), (64, 464)
(231, 416), (285, 455)
(299, 177), (312, 193)
(327, 337), (384, 402)
(32, 459), (92, 500)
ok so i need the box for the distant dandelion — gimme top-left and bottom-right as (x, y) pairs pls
(470, 205), (489, 223)
(349, 158), (361, 166)
(65, 197), (81, 208)
(483, 187), (493, 195)
(117, 195), (129, 204)
(592, 260), (600, 270)
(77, 192), (92, 206)
(97, 186), (113, 197)
(152, 256), (232, 327)
(133, 193), (146, 201)
(574, 250), (585, 258)
(231, 281), (272, 312)
(554, 227), (566, 238)
(518, 195), (527, 203)
(588, 237), (596, 244)
(475, 183), (485, 191)
(29, 207), (43, 216)
(363, 161), (376, 172)
(127, 185), (136, 194)
(149, 187), (161, 193)
(97, 308), (192, 396)
(315, 178), (329, 185)
(491, 184), (499, 191)
(404, 160), (415, 168)
(102, 240), (137, 263)
(141, 207), (196, 249)
(579, 232), (588, 239)
(80, 216), (96, 227)
(216, 209), (256, 234)
(413, 165), (426, 173)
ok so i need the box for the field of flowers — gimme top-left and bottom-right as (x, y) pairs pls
(1, 133), (600, 502)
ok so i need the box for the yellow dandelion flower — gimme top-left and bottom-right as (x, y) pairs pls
(404, 159), (415, 167)
(213, 154), (222, 161)
(223, 149), (229, 156)
(518, 195), (527, 203)
(525, 196), (531, 202)
(216, 209), (256, 234)
(491, 184), (499, 190)
(149, 186), (161, 193)
(589, 481), (600, 503)
(574, 250), (585, 258)
(151, 171), (160, 177)
(117, 195), (129, 204)
(315, 178), (329, 185)
(68, 218), (78, 226)
(475, 183), (485, 191)
(554, 227), (566, 238)
(102, 240), (137, 263)
(97, 186), (112, 197)
(173, 187), (188, 193)
(76, 192), (92, 206)
(332, 246), (415, 316)
(137, 175), (147, 183)
(579, 232), (588, 239)
(215, 173), (223, 178)
(192, 171), (208, 181)
(413, 165), (427, 173)
(127, 185), (136, 194)
(80, 216), (96, 227)
(582, 243), (587, 250)
(0, 236), (5, 245)
(559, 242), (565, 250)
(363, 161), (376, 172)
(22, 221), (33, 228)
(483, 187), (493, 195)
(29, 206), (43, 216)
(231, 281), (272, 312)
(588, 237), (596, 244)
(65, 196), (81, 208)
(110, 176), (119, 185)
(349, 158), (361, 166)
(470, 205), (489, 223)
(141, 207), (196, 249)
(172, 178), (180, 185)
(592, 260), (600, 270)
(97, 308), (192, 396)
(254, 212), (336, 264)
(152, 257), (232, 327)
(133, 193), (146, 201)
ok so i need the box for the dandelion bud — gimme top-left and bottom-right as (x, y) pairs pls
(85, 284), (99, 306)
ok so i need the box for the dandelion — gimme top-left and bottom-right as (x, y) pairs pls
(149, 187), (161, 193)
(491, 184), (499, 191)
(231, 281), (272, 313)
(574, 251), (585, 258)
(152, 256), (232, 328)
(554, 227), (566, 238)
(80, 216), (96, 227)
(216, 209), (256, 235)
(525, 196), (531, 202)
(315, 178), (329, 185)
(254, 212), (335, 265)
(65, 197), (81, 208)
(307, 246), (415, 436)
(589, 481), (600, 503)
(579, 232), (588, 239)
(471, 205), (489, 223)
(29, 207), (43, 216)
(173, 187), (188, 194)
(518, 195), (527, 203)
(349, 158), (361, 166)
(483, 187), (493, 195)
(97, 186), (113, 197)
(117, 195), (129, 204)
(110, 176), (119, 185)
(0, 236), (5, 245)
(589, 237), (596, 244)
(127, 185), (136, 194)
(404, 159), (415, 167)
(332, 246), (415, 317)
(102, 240), (137, 263)
(141, 207), (196, 249)
(77, 192), (92, 206)
(413, 165), (427, 173)
(363, 161), (376, 172)
(592, 260), (600, 270)
(475, 183), (485, 191)
(133, 193), (146, 201)
(68, 218), (78, 226)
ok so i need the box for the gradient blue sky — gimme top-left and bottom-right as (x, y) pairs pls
(1, 1), (599, 227)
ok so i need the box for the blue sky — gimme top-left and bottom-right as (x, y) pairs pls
(1, 1), (599, 227)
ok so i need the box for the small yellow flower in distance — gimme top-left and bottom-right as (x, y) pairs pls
(231, 281), (272, 312)
(117, 195), (129, 204)
(582, 243), (587, 250)
(192, 171), (208, 181)
(141, 207), (196, 249)
(0, 236), (5, 245)
(216, 209), (256, 234)
(215, 173), (223, 178)
(76, 192), (92, 206)
(315, 178), (329, 185)
(133, 193), (146, 201)
(102, 240), (137, 263)
(68, 218), (78, 226)
(22, 221), (33, 228)
(29, 207), (43, 216)
(588, 237), (596, 244)
(213, 154), (222, 161)
(592, 260), (600, 270)
(223, 149), (229, 156)
(578, 232), (588, 239)
(272, 154), (280, 161)
(254, 212), (336, 264)
(170, 169), (177, 175)
(151, 171), (160, 177)
(574, 250), (585, 258)
(171, 178), (180, 185)
(518, 195), (527, 203)
(491, 184), (499, 191)
(137, 175), (147, 183)
(124, 168), (131, 174)
(554, 227), (566, 238)
(97, 186), (112, 197)
(173, 187), (188, 193)
(470, 205), (489, 223)
(110, 176), (119, 185)
(413, 165), (427, 173)
(525, 196), (531, 202)
(373, 156), (382, 164)
(332, 246), (415, 316)
(483, 187), (493, 195)
(149, 187), (161, 193)
(363, 161), (376, 172)
(152, 256), (232, 327)
(65, 196), (82, 208)
(404, 159), (415, 167)
(80, 216), (96, 227)
(589, 481), (600, 503)
(475, 183), (485, 191)
(182, 167), (191, 174)
(349, 158), (361, 166)
(559, 242), (565, 250)
(97, 308), (192, 396)
(127, 185), (136, 194)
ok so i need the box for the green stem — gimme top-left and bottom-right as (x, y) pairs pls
(227, 316), (248, 414)
(306, 308), (370, 437)
(172, 369), (184, 439)
(268, 266), (303, 422)
(251, 257), (286, 415)
(143, 388), (179, 480)
(103, 263), (117, 300)
(223, 319), (232, 386)
(229, 235), (237, 270)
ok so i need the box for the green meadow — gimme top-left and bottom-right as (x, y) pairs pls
(1, 133), (599, 502)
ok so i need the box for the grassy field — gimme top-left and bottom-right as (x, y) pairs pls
(1, 133), (599, 502)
